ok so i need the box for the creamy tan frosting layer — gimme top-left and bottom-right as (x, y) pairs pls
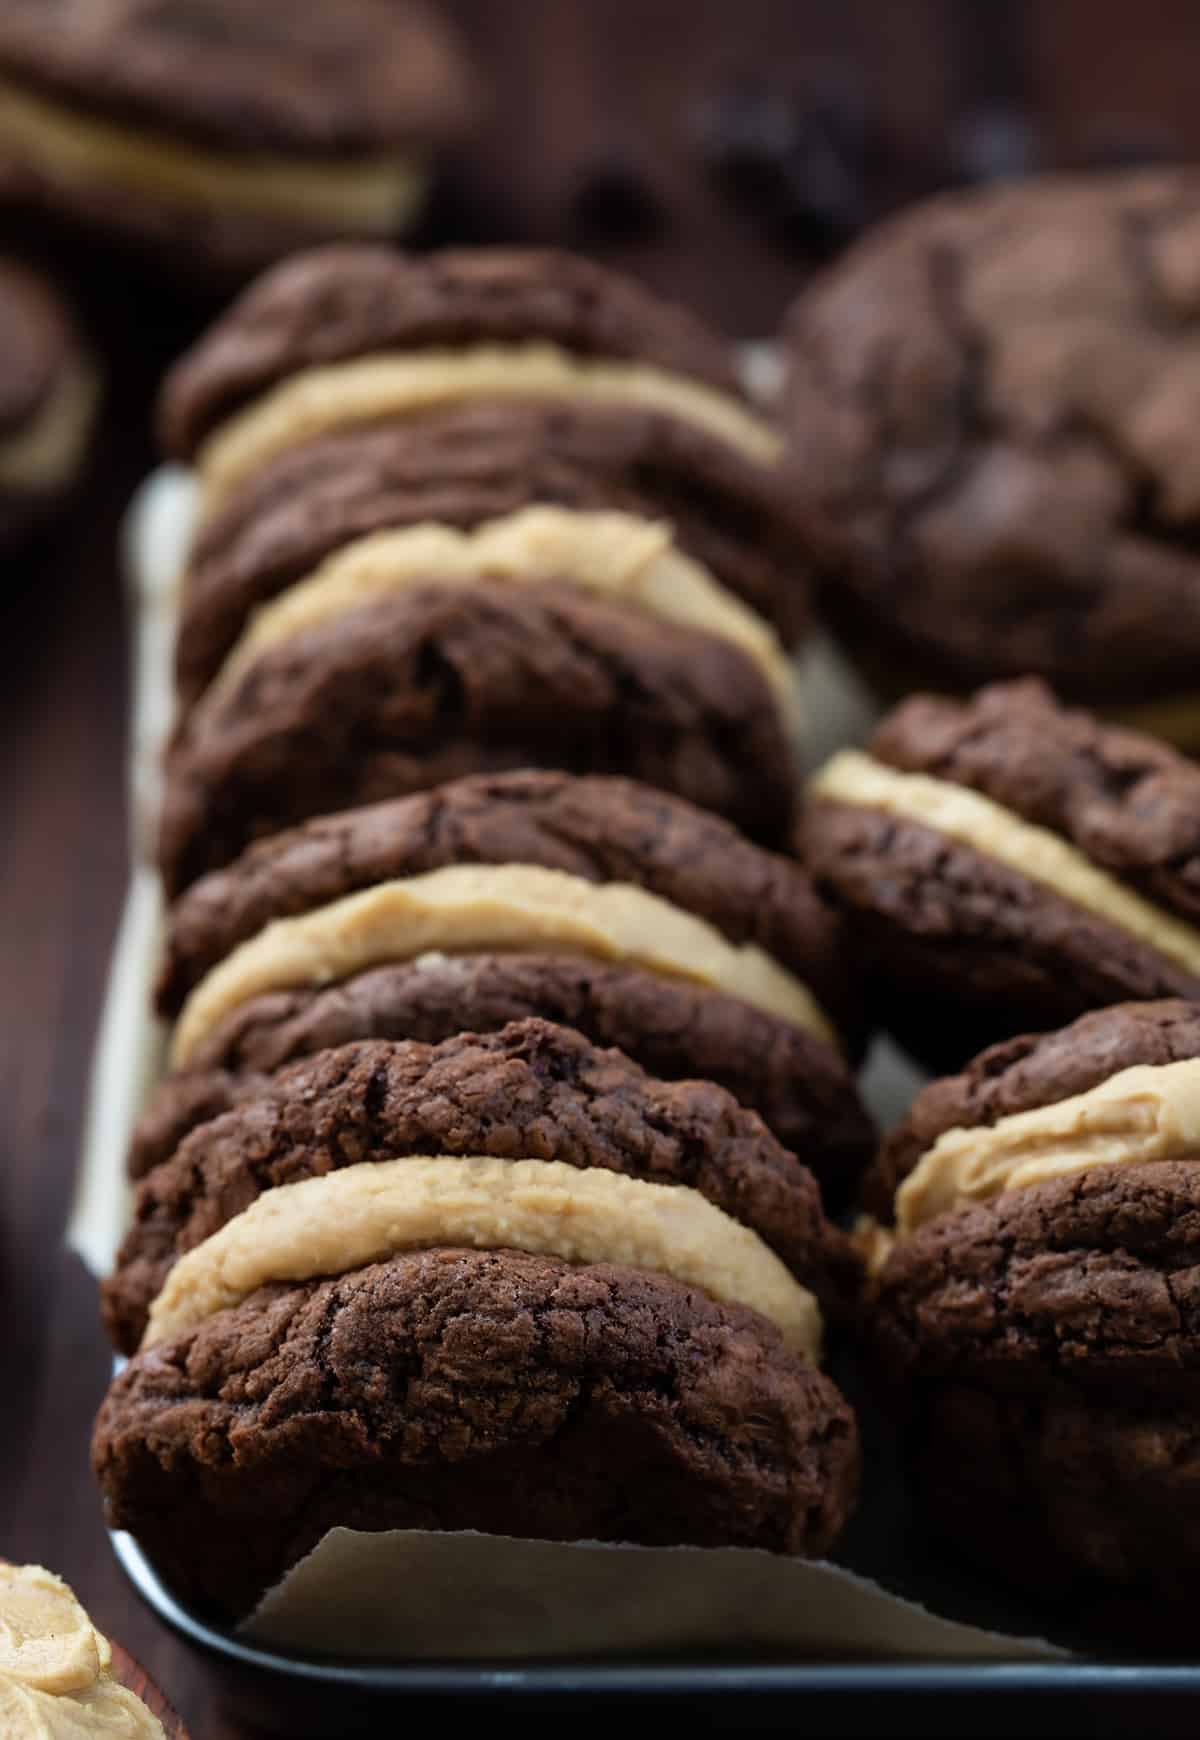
(217, 504), (794, 707)
(0, 1564), (163, 1738)
(141, 1155), (823, 1362)
(0, 354), (99, 491)
(0, 77), (426, 229)
(170, 863), (834, 1069)
(197, 343), (784, 508)
(0, 1566), (107, 1696)
(811, 749), (1200, 978)
(895, 1056), (1200, 1237)
(0, 1674), (166, 1738)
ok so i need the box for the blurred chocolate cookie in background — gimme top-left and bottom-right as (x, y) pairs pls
(0, 0), (478, 283)
(0, 254), (98, 549)
(783, 168), (1200, 749)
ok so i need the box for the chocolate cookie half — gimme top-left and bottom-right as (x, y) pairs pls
(0, 1), (475, 279)
(146, 771), (873, 1204)
(863, 999), (1200, 1608)
(783, 169), (1200, 741)
(94, 1020), (859, 1620)
(158, 576), (799, 890)
(805, 679), (1200, 1070)
(0, 255), (97, 545)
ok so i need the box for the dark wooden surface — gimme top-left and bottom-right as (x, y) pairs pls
(6, 4), (1200, 1734)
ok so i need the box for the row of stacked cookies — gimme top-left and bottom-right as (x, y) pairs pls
(91, 229), (1200, 1630)
(90, 245), (871, 1621)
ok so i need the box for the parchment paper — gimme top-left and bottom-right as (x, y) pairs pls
(70, 445), (1064, 1665)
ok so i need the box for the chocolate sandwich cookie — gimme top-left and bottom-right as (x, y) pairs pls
(0, 256), (97, 545)
(146, 771), (873, 1204)
(805, 679), (1200, 1071)
(863, 999), (1200, 1609)
(158, 575), (799, 891)
(105, 1017), (855, 1352)
(783, 169), (1200, 742)
(0, 2), (474, 280)
(174, 401), (808, 706)
(158, 246), (795, 615)
(93, 1020), (859, 1620)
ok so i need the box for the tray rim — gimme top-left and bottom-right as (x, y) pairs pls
(110, 1530), (1200, 1697)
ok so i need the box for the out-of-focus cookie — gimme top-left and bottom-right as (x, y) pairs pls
(0, 1), (476, 279)
(0, 255), (97, 545)
(783, 170), (1200, 746)
(805, 679), (1200, 1070)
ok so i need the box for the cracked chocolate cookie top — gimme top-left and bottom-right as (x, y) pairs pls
(784, 169), (1200, 702)
(0, 1), (474, 156)
(130, 951), (875, 1207)
(156, 580), (799, 894)
(163, 246), (745, 458)
(874, 1159), (1200, 1385)
(104, 1015), (852, 1354)
(94, 1244), (860, 1619)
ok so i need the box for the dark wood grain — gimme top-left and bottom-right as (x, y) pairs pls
(6, 6), (1200, 1737)
(109, 1639), (192, 1739)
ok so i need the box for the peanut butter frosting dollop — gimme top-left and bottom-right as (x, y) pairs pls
(0, 1565), (163, 1738)
(141, 1155), (824, 1363)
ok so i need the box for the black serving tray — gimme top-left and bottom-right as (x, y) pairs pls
(112, 1531), (1200, 1738)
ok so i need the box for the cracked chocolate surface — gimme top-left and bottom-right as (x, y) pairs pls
(157, 587), (799, 894)
(94, 1246), (858, 1620)
(784, 170), (1200, 701)
(158, 769), (847, 1017)
(133, 955), (873, 1208)
(803, 798), (1200, 1072)
(867, 999), (1200, 1219)
(176, 401), (809, 701)
(106, 1017), (854, 1354)
(0, 1), (473, 155)
(163, 246), (743, 456)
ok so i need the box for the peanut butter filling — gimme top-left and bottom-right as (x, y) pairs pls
(0, 77), (427, 230)
(895, 1056), (1200, 1237)
(811, 749), (1200, 978)
(196, 343), (784, 509)
(169, 863), (835, 1070)
(216, 505), (794, 709)
(0, 1564), (163, 1738)
(0, 354), (99, 491)
(141, 1155), (823, 1362)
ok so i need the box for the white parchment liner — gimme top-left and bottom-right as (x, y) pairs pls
(70, 426), (1061, 1662)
